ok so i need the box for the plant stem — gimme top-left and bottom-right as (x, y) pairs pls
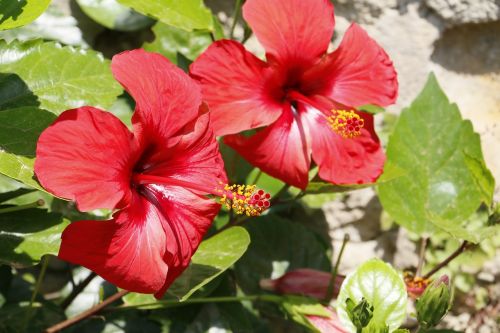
(251, 169), (263, 185)
(45, 289), (129, 333)
(111, 294), (282, 311)
(229, 0), (243, 39)
(30, 256), (49, 306)
(60, 272), (98, 310)
(325, 234), (349, 302)
(271, 184), (291, 205)
(0, 199), (44, 214)
(422, 241), (469, 280)
(416, 237), (428, 277)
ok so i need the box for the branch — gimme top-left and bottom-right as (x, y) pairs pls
(45, 289), (129, 333)
(422, 241), (469, 280)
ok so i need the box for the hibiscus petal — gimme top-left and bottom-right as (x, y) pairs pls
(303, 23), (398, 107)
(139, 107), (228, 193)
(111, 49), (202, 143)
(243, 0), (335, 66)
(303, 106), (385, 185)
(34, 107), (137, 212)
(190, 40), (282, 136)
(224, 105), (311, 190)
(59, 188), (219, 298)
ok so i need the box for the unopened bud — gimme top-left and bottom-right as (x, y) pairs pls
(346, 297), (374, 331)
(416, 275), (452, 329)
(306, 307), (348, 333)
(259, 269), (345, 300)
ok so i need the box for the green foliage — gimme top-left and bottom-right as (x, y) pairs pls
(281, 296), (331, 332)
(0, 208), (69, 267)
(117, 0), (214, 32)
(235, 216), (330, 294)
(0, 40), (122, 114)
(337, 259), (407, 333)
(124, 227), (251, 306)
(76, 0), (154, 31)
(0, 107), (55, 189)
(144, 22), (212, 64)
(378, 73), (495, 238)
(0, 0), (51, 30)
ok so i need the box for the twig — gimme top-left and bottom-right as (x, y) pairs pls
(45, 289), (129, 333)
(325, 234), (349, 302)
(229, 0), (243, 39)
(0, 199), (45, 214)
(422, 241), (469, 280)
(416, 237), (428, 277)
(60, 272), (98, 310)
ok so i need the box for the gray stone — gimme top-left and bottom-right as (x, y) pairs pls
(425, 0), (500, 26)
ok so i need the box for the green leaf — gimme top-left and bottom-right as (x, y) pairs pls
(117, 0), (214, 32)
(281, 296), (331, 332)
(0, 0), (51, 30)
(124, 226), (251, 305)
(0, 107), (56, 189)
(144, 22), (212, 64)
(306, 162), (406, 194)
(378, 73), (495, 236)
(76, 0), (154, 31)
(235, 216), (330, 294)
(0, 40), (122, 114)
(337, 259), (408, 333)
(0, 302), (65, 332)
(0, 208), (69, 267)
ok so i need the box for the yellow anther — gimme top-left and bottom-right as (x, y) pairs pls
(326, 110), (364, 139)
(218, 184), (271, 216)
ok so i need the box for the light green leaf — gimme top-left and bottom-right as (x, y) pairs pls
(0, 107), (56, 189)
(0, 0), (51, 30)
(0, 208), (69, 267)
(337, 259), (407, 333)
(378, 73), (495, 236)
(0, 40), (122, 114)
(124, 226), (251, 305)
(117, 0), (213, 32)
(306, 162), (406, 194)
(144, 22), (212, 64)
(282, 296), (331, 332)
(76, 0), (154, 31)
(235, 216), (330, 294)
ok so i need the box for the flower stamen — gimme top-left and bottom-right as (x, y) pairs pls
(326, 110), (364, 139)
(218, 183), (271, 216)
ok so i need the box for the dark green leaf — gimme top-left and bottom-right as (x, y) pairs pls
(378, 73), (495, 236)
(0, 208), (69, 267)
(0, 40), (122, 114)
(235, 216), (330, 294)
(337, 259), (407, 332)
(76, 0), (154, 31)
(0, 0), (51, 30)
(117, 0), (214, 31)
(0, 107), (56, 189)
(0, 301), (65, 332)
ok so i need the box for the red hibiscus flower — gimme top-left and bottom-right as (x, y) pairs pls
(34, 50), (269, 298)
(190, 0), (398, 189)
(307, 307), (349, 333)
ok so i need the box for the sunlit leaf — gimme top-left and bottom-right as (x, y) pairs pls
(76, 0), (154, 31)
(0, 40), (122, 114)
(124, 226), (251, 306)
(378, 73), (495, 236)
(337, 259), (407, 333)
(117, 0), (213, 32)
(0, 0), (51, 30)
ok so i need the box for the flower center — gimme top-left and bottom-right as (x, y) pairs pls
(132, 174), (271, 216)
(326, 110), (364, 139)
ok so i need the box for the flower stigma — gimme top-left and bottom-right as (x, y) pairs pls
(218, 183), (271, 216)
(327, 109), (364, 139)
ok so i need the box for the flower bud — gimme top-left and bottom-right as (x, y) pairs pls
(416, 275), (452, 329)
(306, 307), (348, 333)
(259, 268), (345, 300)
